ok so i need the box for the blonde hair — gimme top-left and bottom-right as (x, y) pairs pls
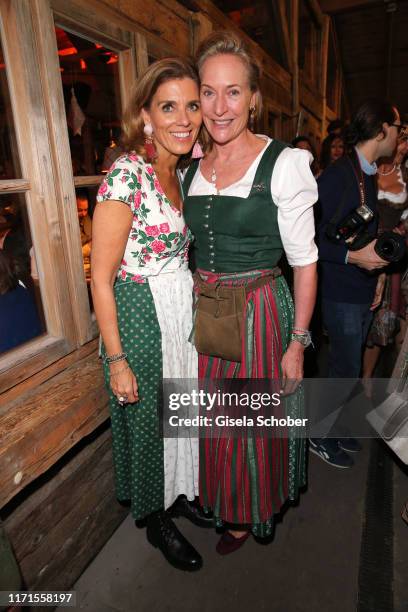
(121, 58), (199, 156)
(195, 30), (263, 118)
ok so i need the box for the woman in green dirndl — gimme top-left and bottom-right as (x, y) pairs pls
(91, 58), (212, 572)
(183, 32), (318, 553)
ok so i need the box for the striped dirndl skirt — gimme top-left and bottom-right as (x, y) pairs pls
(194, 268), (306, 537)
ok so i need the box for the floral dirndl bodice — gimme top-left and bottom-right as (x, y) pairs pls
(97, 153), (191, 283)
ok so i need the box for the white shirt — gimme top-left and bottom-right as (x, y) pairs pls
(187, 137), (318, 266)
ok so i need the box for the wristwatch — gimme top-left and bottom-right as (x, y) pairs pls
(290, 331), (313, 348)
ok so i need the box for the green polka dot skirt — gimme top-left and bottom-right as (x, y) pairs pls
(102, 281), (164, 520)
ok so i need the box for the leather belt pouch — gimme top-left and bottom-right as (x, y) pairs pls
(194, 269), (280, 362)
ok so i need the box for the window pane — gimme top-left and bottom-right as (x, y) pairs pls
(0, 34), (21, 179)
(55, 27), (123, 175)
(0, 194), (45, 354)
(75, 186), (98, 309)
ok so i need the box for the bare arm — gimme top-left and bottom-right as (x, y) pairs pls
(91, 200), (138, 403)
(281, 262), (317, 384)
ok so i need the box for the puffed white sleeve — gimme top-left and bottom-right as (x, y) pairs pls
(271, 147), (318, 266)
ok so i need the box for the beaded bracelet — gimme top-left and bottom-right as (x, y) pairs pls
(105, 352), (127, 364)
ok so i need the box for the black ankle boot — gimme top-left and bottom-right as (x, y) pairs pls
(171, 496), (214, 528)
(146, 511), (203, 571)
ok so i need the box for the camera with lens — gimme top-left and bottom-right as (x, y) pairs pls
(326, 204), (406, 263)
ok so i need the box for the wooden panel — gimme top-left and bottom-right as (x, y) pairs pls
(0, 336), (70, 395)
(271, 0), (293, 72)
(3, 429), (128, 592)
(0, 0), (76, 339)
(91, 0), (191, 56)
(0, 338), (99, 403)
(325, 105), (337, 122)
(31, 0), (94, 346)
(51, 0), (134, 49)
(320, 15), (330, 131)
(0, 350), (109, 508)
(290, 0), (300, 123)
(191, 12), (213, 53)
(135, 31), (148, 75)
(320, 0), (383, 14)
(299, 80), (324, 120)
(306, 0), (325, 25)
(119, 44), (137, 109)
(261, 75), (292, 115)
(190, 0), (291, 92)
(0, 179), (30, 193)
(73, 175), (104, 187)
(332, 1), (408, 112)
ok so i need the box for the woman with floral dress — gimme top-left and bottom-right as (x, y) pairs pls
(91, 58), (211, 572)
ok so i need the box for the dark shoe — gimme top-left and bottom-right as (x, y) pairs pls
(309, 438), (354, 469)
(216, 531), (250, 555)
(171, 496), (214, 528)
(338, 437), (362, 453)
(146, 511), (203, 571)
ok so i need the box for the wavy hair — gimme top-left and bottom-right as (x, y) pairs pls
(121, 57), (199, 157)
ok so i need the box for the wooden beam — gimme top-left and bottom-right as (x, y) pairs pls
(319, 0), (382, 14)
(385, 4), (396, 98)
(306, 0), (325, 26)
(190, 12), (213, 55)
(290, 0), (300, 130)
(271, 0), (293, 72)
(0, 179), (30, 193)
(330, 18), (349, 116)
(320, 15), (330, 135)
(73, 175), (104, 187)
(135, 31), (148, 75)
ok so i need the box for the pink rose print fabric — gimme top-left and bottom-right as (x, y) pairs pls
(96, 153), (192, 283)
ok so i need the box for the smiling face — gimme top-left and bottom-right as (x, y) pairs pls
(141, 78), (201, 160)
(199, 54), (256, 146)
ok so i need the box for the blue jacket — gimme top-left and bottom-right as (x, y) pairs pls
(0, 283), (42, 353)
(318, 156), (378, 304)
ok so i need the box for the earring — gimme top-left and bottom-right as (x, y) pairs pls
(143, 123), (157, 161)
(192, 141), (204, 159)
(249, 107), (256, 132)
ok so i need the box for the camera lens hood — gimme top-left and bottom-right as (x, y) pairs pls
(374, 231), (406, 263)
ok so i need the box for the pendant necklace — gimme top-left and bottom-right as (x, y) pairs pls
(211, 166), (219, 195)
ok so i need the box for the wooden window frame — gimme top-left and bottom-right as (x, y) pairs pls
(0, 0), (138, 393)
(262, 100), (282, 139)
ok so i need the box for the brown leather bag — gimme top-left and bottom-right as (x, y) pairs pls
(194, 269), (281, 362)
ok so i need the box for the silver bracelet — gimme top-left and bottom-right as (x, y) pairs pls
(105, 352), (127, 364)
